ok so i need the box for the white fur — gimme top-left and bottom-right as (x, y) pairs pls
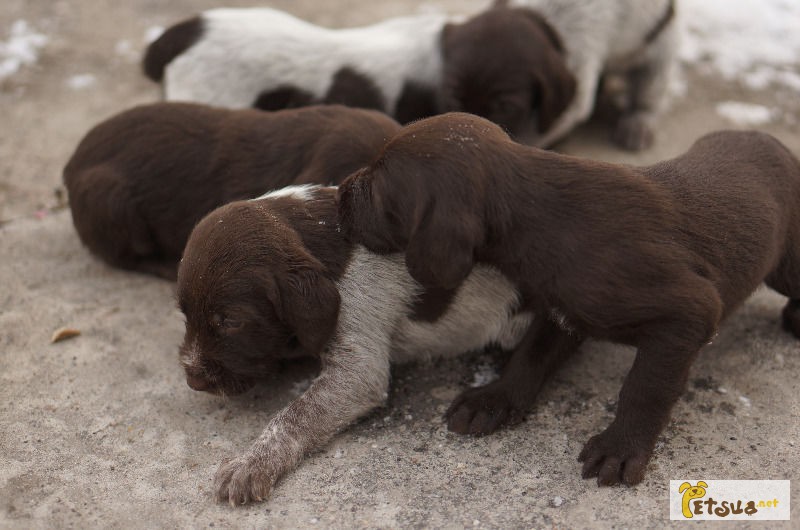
(509, 0), (678, 146)
(216, 245), (531, 502)
(164, 7), (449, 113)
(254, 183), (322, 202)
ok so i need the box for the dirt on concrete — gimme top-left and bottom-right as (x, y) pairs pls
(1, 1), (798, 528)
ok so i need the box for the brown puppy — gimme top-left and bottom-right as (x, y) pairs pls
(177, 185), (532, 504)
(441, 1), (677, 150)
(63, 102), (399, 279)
(338, 112), (800, 486)
(441, 5), (576, 142)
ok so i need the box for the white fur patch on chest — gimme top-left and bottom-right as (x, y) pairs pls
(390, 266), (531, 362)
(331, 248), (530, 368)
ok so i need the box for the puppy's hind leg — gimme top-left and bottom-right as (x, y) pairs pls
(446, 318), (584, 436)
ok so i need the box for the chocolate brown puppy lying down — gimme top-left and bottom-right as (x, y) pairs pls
(63, 102), (399, 279)
(338, 113), (800, 486)
(177, 185), (535, 504)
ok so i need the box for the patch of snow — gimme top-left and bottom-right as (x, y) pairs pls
(0, 20), (48, 81)
(66, 73), (96, 90)
(114, 39), (139, 62)
(144, 26), (164, 44)
(469, 360), (497, 388)
(681, 0), (800, 91)
(715, 101), (775, 126)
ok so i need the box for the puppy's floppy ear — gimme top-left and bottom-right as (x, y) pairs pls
(405, 199), (483, 290)
(275, 267), (341, 355)
(679, 482), (691, 493)
(532, 51), (576, 133)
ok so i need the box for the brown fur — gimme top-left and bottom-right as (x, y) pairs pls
(63, 103), (399, 279)
(440, 7), (576, 139)
(176, 187), (348, 396)
(338, 112), (800, 486)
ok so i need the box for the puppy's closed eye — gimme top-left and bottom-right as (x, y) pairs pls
(211, 313), (245, 334)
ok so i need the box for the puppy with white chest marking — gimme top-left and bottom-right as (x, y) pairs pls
(441, 0), (677, 150)
(177, 185), (538, 505)
(338, 112), (800, 486)
(144, 7), (451, 123)
(63, 103), (399, 279)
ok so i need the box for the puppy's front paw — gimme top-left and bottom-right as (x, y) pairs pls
(578, 427), (653, 486)
(445, 383), (523, 436)
(612, 114), (654, 151)
(214, 453), (277, 506)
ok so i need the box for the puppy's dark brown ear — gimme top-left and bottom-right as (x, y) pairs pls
(405, 203), (483, 290)
(275, 268), (341, 355)
(533, 53), (576, 133)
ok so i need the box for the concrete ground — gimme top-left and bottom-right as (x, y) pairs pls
(1, 1), (798, 528)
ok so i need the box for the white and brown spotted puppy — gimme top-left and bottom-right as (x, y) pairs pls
(177, 185), (536, 505)
(441, 0), (677, 150)
(63, 103), (399, 279)
(144, 7), (451, 123)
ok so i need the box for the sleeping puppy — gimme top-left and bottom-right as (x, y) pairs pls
(338, 112), (800, 486)
(441, 0), (677, 150)
(144, 7), (450, 123)
(177, 185), (540, 504)
(63, 103), (399, 280)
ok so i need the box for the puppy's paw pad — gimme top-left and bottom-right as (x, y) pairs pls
(213, 454), (275, 506)
(445, 385), (520, 436)
(612, 115), (654, 151)
(579, 431), (651, 486)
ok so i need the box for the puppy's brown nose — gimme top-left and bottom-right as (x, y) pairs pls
(186, 374), (212, 391)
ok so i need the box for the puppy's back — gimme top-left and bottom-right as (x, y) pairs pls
(63, 103), (231, 277)
(642, 130), (800, 307)
(64, 103), (399, 279)
(296, 106), (400, 183)
(646, 130), (800, 209)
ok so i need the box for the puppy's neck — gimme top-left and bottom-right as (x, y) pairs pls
(263, 185), (353, 280)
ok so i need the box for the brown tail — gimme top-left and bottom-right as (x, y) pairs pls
(142, 15), (203, 82)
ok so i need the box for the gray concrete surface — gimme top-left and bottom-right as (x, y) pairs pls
(1, 1), (798, 528)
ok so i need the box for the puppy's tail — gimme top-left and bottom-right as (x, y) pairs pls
(142, 15), (203, 82)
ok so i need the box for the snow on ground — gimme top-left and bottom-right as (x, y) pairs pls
(65, 73), (97, 90)
(0, 20), (47, 81)
(144, 26), (164, 44)
(680, 0), (800, 91)
(469, 359), (498, 388)
(715, 101), (775, 126)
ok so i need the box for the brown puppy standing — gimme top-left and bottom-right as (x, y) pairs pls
(63, 102), (399, 279)
(338, 112), (800, 486)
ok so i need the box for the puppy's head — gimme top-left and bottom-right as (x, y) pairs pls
(440, 7), (576, 140)
(177, 198), (340, 395)
(339, 113), (512, 290)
